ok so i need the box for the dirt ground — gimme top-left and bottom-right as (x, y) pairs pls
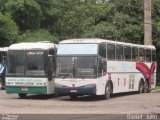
(0, 90), (160, 114)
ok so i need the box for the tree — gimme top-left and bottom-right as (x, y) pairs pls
(113, 12), (143, 43)
(18, 29), (58, 43)
(36, 0), (60, 31)
(0, 13), (18, 46)
(152, 0), (160, 84)
(84, 22), (118, 40)
(4, 0), (42, 31)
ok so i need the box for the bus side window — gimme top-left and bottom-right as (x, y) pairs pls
(132, 47), (138, 62)
(116, 45), (124, 61)
(0, 52), (6, 63)
(152, 50), (156, 62)
(99, 43), (106, 58)
(107, 44), (115, 60)
(124, 46), (131, 61)
(146, 49), (151, 62)
(139, 48), (145, 62)
(98, 58), (106, 77)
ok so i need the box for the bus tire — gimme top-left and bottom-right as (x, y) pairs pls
(0, 78), (4, 90)
(18, 93), (27, 99)
(70, 95), (77, 100)
(102, 81), (112, 100)
(144, 80), (150, 93)
(0, 78), (2, 90)
(138, 80), (144, 94)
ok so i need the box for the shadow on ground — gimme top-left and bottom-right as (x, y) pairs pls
(17, 94), (56, 100)
(58, 92), (139, 102)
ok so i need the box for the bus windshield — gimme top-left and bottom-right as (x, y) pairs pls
(56, 56), (97, 78)
(57, 44), (98, 55)
(26, 51), (45, 75)
(8, 50), (46, 76)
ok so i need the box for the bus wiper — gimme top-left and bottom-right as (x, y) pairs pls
(63, 73), (73, 79)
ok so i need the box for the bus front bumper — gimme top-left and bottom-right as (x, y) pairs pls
(5, 86), (47, 94)
(55, 84), (96, 95)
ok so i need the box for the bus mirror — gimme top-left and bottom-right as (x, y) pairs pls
(3, 56), (7, 64)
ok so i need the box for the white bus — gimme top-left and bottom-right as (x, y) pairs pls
(55, 38), (156, 99)
(6, 42), (57, 98)
(0, 47), (8, 89)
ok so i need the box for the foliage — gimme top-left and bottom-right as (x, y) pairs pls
(3, 0), (42, 31)
(1, 0), (160, 84)
(0, 0), (159, 49)
(155, 85), (160, 90)
(0, 13), (18, 46)
(18, 29), (59, 43)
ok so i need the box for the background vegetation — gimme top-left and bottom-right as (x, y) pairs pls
(0, 0), (160, 83)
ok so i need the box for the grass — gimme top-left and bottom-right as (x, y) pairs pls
(155, 85), (160, 90)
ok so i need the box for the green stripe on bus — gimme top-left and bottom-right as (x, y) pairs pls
(5, 86), (47, 94)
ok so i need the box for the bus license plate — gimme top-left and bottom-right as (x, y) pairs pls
(70, 90), (77, 93)
(21, 88), (28, 92)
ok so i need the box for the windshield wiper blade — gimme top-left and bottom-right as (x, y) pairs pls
(57, 73), (72, 79)
(63, 73), (70, 79)
(63, 73), (73, 79)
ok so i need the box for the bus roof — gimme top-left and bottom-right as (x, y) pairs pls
(0, 47), (8, 52)
(8, 41), (56, 50)
(59, 38), (156, 49)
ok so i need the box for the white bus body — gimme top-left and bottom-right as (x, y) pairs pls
(55, 38), (156, 99)
(5, 42), (57, 98)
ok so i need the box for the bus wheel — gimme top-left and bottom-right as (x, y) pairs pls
(70, 95), (77, 100)
(18, 94), (27, 99)
(139, 80), (144, 94)
(102, 82), (112, 100)
(144, 80), (150, 93)
(0, 78), (2, 90)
